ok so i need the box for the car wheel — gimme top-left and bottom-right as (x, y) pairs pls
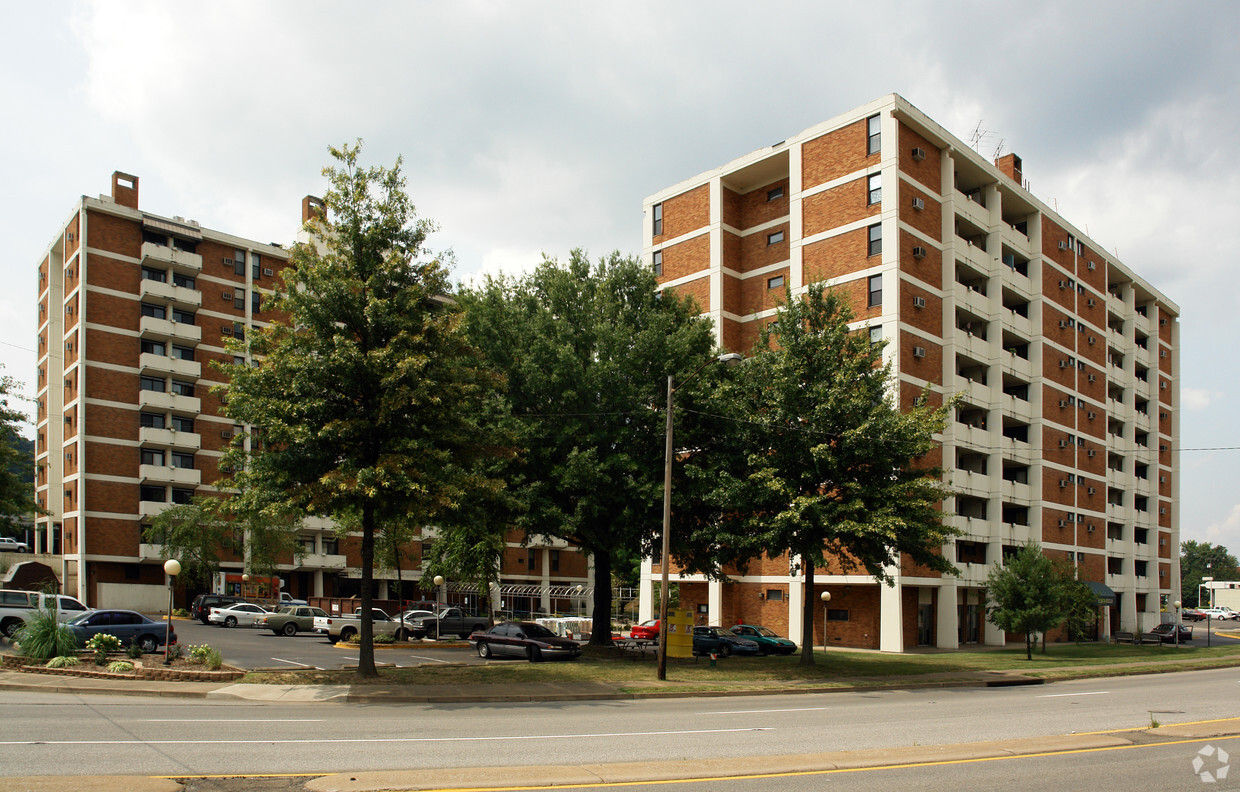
(197, 616), (211, 625)
(137, 635), (158, 654)
(339, 627), (357, 642)
(224, 616), (237, 628)
(426, 624), (438, 640)
(16, 546), (27, 553)
(1, 618), (22, 638)
(281, 622), (298, 637)
(527, 645), (542, 663)
(478, 642), (492, 658)
(458, 632), (472, 640)
(719, 644), (731, 658)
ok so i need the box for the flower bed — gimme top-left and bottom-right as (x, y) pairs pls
(1, 652), (244, 682)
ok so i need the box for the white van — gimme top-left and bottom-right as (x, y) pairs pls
(0, 590), (90, 638)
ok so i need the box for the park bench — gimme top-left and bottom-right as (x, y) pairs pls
(1112, 631), (1134, 644)
(1138, 632), (1162, 645)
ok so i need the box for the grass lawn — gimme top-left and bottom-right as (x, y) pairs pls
(241, 641), (1240, 690)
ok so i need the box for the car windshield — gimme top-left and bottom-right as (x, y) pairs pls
(640, 619), (658, 627)
(66, 612), (94, 625)
(754, 627), (778, 637)
(520, 623), (557, 639)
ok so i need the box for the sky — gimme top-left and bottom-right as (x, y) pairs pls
(3, 1), (1239, 560)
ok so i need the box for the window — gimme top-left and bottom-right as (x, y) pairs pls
(171, 380), (195, 397)
(142, 267), (167, 283)
(171, 452), (195, 469)
(171, 415), (194, 433)
(866, 114), (881, 155)
(140, 340), (166, 356)
(140, 303), (166, 320)
(527, 548), (538, 569)
(766, 186), (784, 201)
(234, 291), (245, 311)
(233, 322), (245, 341)
(297, 536), (316, 554)
(172, 237), (197, 254)
(172, 308), (195, 325)
(171, 487), (195, 505)
(869, 326), (883, 345)
(251, 252), (262, 279)
(234, 249), (246, 276)
(173, 272), (196, 289)
(868, 274), (882, 307)
(171, 345), (194, 361)
(867, 173), (881, 205)
(867, 224), (882, 257)
(139, 485), (165, 502)
(251, 291), (262, 314)
(140, 449), (165, 466)
(652, 203), (663, 236)
(767, 275), (784, 290)
(322, 538), (338, 555)
(767, 230), (785, 245)
(652, 250), (663, 277)
(550, 549), (560, 572)
(765, 589), (784, 601)
(139, 412), (165, 429)
(140, 376), (165, 392)
(828, 609), (850, 621)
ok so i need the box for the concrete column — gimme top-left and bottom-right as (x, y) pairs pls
(936, 582), (960, 649)
(788, 570), (804, 646)
(538, 549), (551, 616)
(313, 570), (324, 598)
(879, 579), (903, 651)
(638, 558), (654, 622)
(707, 579), (723, 626)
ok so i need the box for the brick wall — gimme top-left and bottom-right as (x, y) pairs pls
(654, 184), (710, 243)
(802, 178), (877, 238)
(658, 234), (710, 283)
(898, 123), (942, 194)
(898, 231), (942, 289)
(802, 119), (873, 190)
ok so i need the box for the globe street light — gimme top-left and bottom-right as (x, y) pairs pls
(163, 559), (181, 665)
(658, 352), (743, 681)
(1174, 600), (1182, 648)
(820, 591), (832, 653)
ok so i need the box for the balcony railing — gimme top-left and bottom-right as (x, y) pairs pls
(139, 278), (203, 309)
(140, 464), (202, 487)
(140, 315), (203, 344)
(139, 353), (201, 380)
(139, 427), (201, 451)
(141, 241), (202, 273)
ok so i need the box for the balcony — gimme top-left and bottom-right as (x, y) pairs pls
(139, 352), (201, 380)
(953, 191), (989, 229)
(140, 464), (202, 487)
(301, 515), (337, 531)
(949, 468), (989, 496)
(951, 422), (989, 449)
(1000, 479), (1032, 503)
(953, 281), (990, 316)
(138, 542), (167, 560)
(142, 241), (202, 273)
(139, 426), (201, 450)
(139, 278), (202, 309)
(1002, 310), (1033, 340)
(140, 315), (203, 344)
(138, 501), (172, 519)
(138, 390), (201, 414)
(999, 225), (1032, 255)
(958, 331), (991, 362)
(298, 552), (348, 570)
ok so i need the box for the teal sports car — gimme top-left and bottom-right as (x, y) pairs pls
(729, 624), (797, 655)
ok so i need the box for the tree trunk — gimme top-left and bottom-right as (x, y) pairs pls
(588, 548), (612, 646)
(1025, 631), (1032, 661)
(357, 500), (377, 678)
(800, 555), (816, 666)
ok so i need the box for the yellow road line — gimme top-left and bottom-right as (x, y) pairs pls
(1072, 715), (1240, 735)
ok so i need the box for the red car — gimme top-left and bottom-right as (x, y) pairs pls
(630, 619), (660, 640)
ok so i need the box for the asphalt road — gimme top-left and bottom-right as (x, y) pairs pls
(172, 618), (483, 670)
(1, 667), (1237, 777)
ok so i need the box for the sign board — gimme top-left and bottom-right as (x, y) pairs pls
(216, 572), (280, 600)
(666, 607), (694, 658)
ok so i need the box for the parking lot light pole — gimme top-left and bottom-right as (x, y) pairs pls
(1173, 600), (1181, 648)
(820, 591), (831, 652)
(163, 559), (181, 665)
(657, 352), (743, 682)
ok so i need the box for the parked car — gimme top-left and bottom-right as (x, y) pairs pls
(692, 625), (761, 657)
(1182, 609), (1206, 622)
(256, 605), (328, 636)
(190, 594), (247, 624)
(0, 537), (30, 553)
(729, 624), (797, 655)
(276, 593), (309, 606)
(1150, 622), (1193, 643)
(313, 608), (408, 642)
(404, 607), (491, 640)
(64, 609), (175, 653)
(208, 602), (270, 628)
(470, 621), (582, 662)
(1200, 608), (1238, 621)
(629, 619), (660, 640)
(0, 590), (90, 637)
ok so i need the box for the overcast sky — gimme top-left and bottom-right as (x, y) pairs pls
(4, 1), (1239, 560)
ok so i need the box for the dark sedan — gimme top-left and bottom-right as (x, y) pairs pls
(470, 621), (582, 662)
(692, 625), (761, 657)
(64, 609), (176, 653)
(1149, 622), (1193, 644)
(729, 624), (798, 655)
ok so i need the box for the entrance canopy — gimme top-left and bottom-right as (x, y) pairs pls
(1085, 581), (1116, 606)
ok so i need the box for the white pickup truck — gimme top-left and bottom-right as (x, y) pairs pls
(0, 589), (91, 638)
(313, 607), (407, 642)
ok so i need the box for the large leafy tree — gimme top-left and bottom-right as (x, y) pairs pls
(219, 142), (506, 678)
(985, 542), (1062, 660)
(457, 251), (716, 644)
(687, 284), (957, 665)
(0, 368), (41, 530)
(1181, 540), (1239, 607)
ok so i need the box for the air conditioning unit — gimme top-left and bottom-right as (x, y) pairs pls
(65, 305), (73, 315)
(1088, 336), (1096, 345)
(1059, 280), (1069, 288)
(1088, 487), (1096, 495)
(1059, 439), (1069, 448)
(221, 325), (233, 336)
(1088, 411), (1096, 419)
(1159, 537), (1167, 546)
(222, 291), (233, 300)
(1088, 374), (1096, 383)
(1087, 261), (1096, 271)
(223, 258), (234, 266)
(1160, 569), (1167, 577)
(911, 197), (925, 211)
(1159, 349), (1167, 358)
(1159, 507), (1167, 515)
(263, 267), (274, 276)
(1058, 519), (1068, 528)
(911, 147), (926, 161)
(1159, 476), (1166, 483)
(1058, 241), (1070, 251)
(1058, 320), (1068, 329)
(1059, 399), (1069, 408)
(912, 246), (927, 258)
(1087, 298), (1096, 307)
(913, 296), (926, 308)
(1160, 381), (1167, 389)
(1088, 449), (1096, 457)
(1087, 525), (1095, 532)
(220, 430), (232, 439)
(1159, 317), (1168, 326)
(913, 346), (926, 358)
(1059, 480), (1068, 488)
(66, 232), (75, 242)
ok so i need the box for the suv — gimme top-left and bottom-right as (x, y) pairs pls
(190, 594), (246, 624)
(0, 537), (30, 553)
(0, 589), (90, 637)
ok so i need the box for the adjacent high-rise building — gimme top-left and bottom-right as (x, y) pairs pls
(34, 173), (589, 611)
(639, 94), (1179, 650)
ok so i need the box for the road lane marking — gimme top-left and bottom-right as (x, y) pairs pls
(699, 707), (830, 714)
(143, 719), (323, 723)
(406, 654), (453, 664)
(269, 657), (313, 667)
(1035, 691), (1109, 698)
(0, 727), (771, 746)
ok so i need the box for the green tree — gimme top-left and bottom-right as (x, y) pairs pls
(457, 250), (716, 644)
(688, 285), (957, 666)
(1053, 561), (1101, 644)
(1181, 540), (1239, 607)
(986, 542), (1062, 660)
(219, 142), (506, 678)
(0, 368), (41, 530)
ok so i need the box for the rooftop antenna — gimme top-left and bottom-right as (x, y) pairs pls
(992, 139), (1005, 160)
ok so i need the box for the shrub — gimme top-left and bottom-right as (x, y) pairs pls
(165, 644), (183, 661)
(125, 641), (144, 660)
(373, 633), (395, 644)
(13, 607), (81, 661)
(187, 643), (221, 670)
(107, 661), (134, 673)
(46, 655), (81, 669)
(172, 608), (190, 618)
(84, 633), (122, 665)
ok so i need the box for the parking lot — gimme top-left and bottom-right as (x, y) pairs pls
(173, 618), (486, 671)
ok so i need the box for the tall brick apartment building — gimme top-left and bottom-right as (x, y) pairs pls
(638, 94), (1179, 651)
(33, 173), (589, 611)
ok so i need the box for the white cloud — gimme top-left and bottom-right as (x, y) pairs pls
(1182, 388), (1224, 411)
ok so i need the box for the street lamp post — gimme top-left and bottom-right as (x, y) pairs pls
(163, 559), (181, 665)
(657, 352), (743, 681)
(1173, 600), (1181, 648)
(241, 572), (250, 600)
(820, 591), (831, 653)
